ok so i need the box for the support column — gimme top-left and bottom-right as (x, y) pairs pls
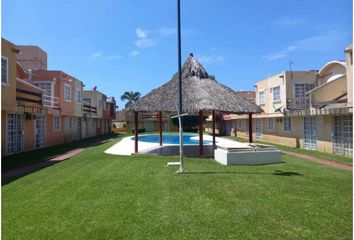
(134, 111), (139, 153)
(199, 110), (204, 155)
(212, 110), (216, 149)
(159, 111), (163, 146)
(235, 119), (238, 137)
(248, 113), (253, 143)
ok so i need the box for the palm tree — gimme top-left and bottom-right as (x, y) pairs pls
(120, 91), (141, 107)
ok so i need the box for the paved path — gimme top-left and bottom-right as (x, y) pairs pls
(282, 150), (352, 171)
(2, 148), (85, 182)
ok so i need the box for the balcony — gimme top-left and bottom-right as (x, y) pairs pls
(83, 100), (97, 115)
(15, 79), (46, 114)
(42, 94), (59, 109)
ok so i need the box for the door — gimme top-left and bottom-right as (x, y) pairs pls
(35, 115), (46, 149)
(7, 113), (23, 154)
(255, 119), (262, 140)
(332, 115), (353, 156)
(303, 117), (316, 150)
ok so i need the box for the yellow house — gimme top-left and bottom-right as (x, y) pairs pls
(226, 45), (353, 157)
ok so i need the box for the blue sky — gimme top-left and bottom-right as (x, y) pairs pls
(2, 0), (352, 108)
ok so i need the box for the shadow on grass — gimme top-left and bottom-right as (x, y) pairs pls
(184, 169), (303, 177)
(2, 133), (122, 184)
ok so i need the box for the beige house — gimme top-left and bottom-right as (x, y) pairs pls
(83, 88), (105, 137)
(226, 45), (353, 156)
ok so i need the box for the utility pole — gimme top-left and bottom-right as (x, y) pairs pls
(177, 0), (184, 173)
(289, 59), (294, 79)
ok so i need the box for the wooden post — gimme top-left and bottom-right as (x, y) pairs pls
(235, 119), (237, 137)
(248, 113), (253, 143)
(199, 110), (204, 155)
(159, 111), (163, 146)
(212, 110), (216, 149)
(134, 111), (139, 153)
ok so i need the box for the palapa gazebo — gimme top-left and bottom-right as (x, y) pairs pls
(125, 53), (262, 155)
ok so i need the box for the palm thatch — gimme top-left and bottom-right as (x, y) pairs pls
(125, 53), (262, 114)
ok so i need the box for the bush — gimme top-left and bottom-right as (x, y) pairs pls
(131, 128), (146, 134)
(171, 116), (205, 132)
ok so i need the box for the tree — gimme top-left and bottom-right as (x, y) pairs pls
(120, 91), (141, 107)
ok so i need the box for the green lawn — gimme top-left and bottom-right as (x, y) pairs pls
(2, 135), (352, 239)
(226, 136), (352, 166)
(2, 133), (120, 173)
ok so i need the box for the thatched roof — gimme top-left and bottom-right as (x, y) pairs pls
(125, 53), (262, 114)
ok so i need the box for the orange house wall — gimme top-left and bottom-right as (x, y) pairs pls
(32, 70), (76, 116)
(46, 114), (64, 147)
(23, 119), (35, 151)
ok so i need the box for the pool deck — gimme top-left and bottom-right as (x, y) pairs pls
(104, 134), (248, 156)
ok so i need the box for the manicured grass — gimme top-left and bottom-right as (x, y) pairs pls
(2, 135), (352, 239)
(2, 133), (122, 173)
(227, 136), (352, 166)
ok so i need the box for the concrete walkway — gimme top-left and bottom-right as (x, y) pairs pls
(282, 150), (352, 171)
(2, 148), (86, 182)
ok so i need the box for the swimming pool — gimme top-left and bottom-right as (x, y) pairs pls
(132, 134), (212, 145)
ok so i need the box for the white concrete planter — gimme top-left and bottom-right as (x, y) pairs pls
(214, 146), (282, 165)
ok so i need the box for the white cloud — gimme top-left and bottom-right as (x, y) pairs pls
(295, 29), (346, 52)
(133, 27), (179, 49)
(90, 51), (123, 60)
(196, 54), (225, 64)
(90, 51), (102, 59)
(105, 55), (123, 60)
(136, 28), (147, 39)
(135, 38), (158, 48)
(262, 29), (347, 61)
(130, 50), (140, 58)
(157, 27), (177, 37)
(263, 45), (297, 60)
(276, 17), (305, 27)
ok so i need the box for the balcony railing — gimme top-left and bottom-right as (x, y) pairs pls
(83, 101), (97, 114)
(42, 94), (60, 109)
(286, 97), (311, 110)
(16, 88), (42, 106)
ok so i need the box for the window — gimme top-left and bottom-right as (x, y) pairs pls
(284, 117), (292, 132)
(53, 116), (61, 131)
(64, 84), (71, 101)
(272, 86), (281, 102)
(2, 56), (8, 84)
(268, 118), (275, 131)
(76, 89), (82, 104)
(237, 120), (242, 129)
(98, 99), (102, 109)
(33, 82), (53, 107)
(7, 113), (23, 154)
(258, 90), (265, 105)
(294, 83), (315, 108)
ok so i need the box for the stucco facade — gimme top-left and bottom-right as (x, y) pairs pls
(223, 46), (353, 157)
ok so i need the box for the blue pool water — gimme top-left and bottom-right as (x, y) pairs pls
(133, 134), (212, 145)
